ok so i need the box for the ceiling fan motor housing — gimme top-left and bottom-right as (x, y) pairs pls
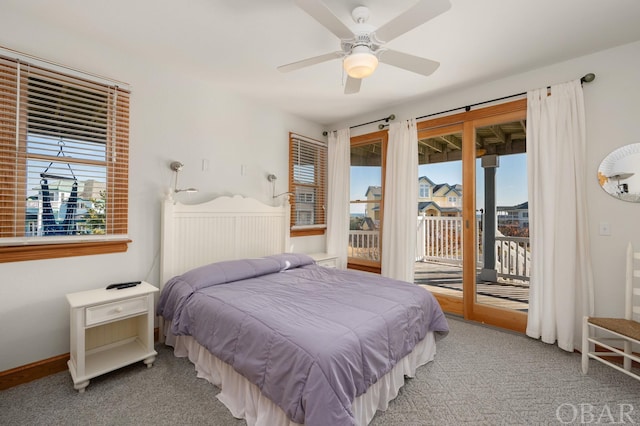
(342, 33), (378, 54)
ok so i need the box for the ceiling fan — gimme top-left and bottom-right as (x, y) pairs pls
(277, 0), (452, 94)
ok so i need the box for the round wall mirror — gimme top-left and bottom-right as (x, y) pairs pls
(597, 142), (640, 202)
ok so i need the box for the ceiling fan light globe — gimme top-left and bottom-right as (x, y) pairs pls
(344, 52), (378, 79)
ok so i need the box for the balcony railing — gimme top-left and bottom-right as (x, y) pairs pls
(348, 215), (530, 284)
(495, 236), (530, 283)
(416, 216), (472, 265)
(348, 230), (380, 261)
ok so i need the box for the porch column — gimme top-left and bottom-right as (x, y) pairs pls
(479, 155), (499, 282)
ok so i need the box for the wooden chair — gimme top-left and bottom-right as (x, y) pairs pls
(582, 242), (640, 380)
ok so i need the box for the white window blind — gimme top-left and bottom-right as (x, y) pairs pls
(289, 132), (327, 230)
(0, 55), (130, 245)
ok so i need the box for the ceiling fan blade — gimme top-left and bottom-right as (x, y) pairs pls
(344, 76), (361, 95)
(374, 0), (451, 43)
(379, 49), (440, 76)
(277, 51), (343, 73)
(294, 0), (354, 40)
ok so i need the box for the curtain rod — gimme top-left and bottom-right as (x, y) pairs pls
(414, 72), (595, 122)
(324, 72), (596, 135)
(322, 114), (396, 136)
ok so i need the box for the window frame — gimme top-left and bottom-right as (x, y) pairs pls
(0, 54), (131, 263)
(419, 182), (430, 198)
(416, 98), (528, 330)
(347, 130), (388, 273)
(288, 132), (327, 237)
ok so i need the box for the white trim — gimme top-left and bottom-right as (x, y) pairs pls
(0, 234), (129, 246)
(291, 224), (327, 230)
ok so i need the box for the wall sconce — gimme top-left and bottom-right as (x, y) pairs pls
(170, 161), (198, 193)
(267, 173), (293, 199)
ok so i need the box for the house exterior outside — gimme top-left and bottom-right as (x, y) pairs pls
(497, 201), (529, 231)
(25, 178), (106, 236)
(362, 177), (530, 226)
(294, 188), (316, 226)
(364, 186), (382, 227)
(362, 176), (464, 224)
(417, 176), (462, 217)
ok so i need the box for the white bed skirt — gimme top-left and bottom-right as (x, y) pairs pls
(163, 324), (436, 426)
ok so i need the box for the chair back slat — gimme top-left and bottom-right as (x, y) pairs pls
(629, 242), (640, 321)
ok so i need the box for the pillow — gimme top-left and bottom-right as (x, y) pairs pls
(265, 253), (316, 271)
(178, 257), (284, 291)
(157, 253), (316, 326)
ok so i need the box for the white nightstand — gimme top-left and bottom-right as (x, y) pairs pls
(309, 252), (338, 268)
(66, 281), (159, 392)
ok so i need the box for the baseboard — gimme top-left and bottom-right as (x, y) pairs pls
(1, 327), (161, 391)
(0, 353), (70, 391)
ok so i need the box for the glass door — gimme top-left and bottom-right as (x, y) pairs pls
(467, 110), (528, 332)
(416, 99), (528, 332)
(415, 124), (465, 315)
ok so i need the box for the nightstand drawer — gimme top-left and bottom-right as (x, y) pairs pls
(316, 258), (337, 268)
(85, 296), (148, 326)
(309, 253), (338, 268)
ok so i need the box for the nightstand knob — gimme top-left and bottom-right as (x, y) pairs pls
(114, 306), (123, 313)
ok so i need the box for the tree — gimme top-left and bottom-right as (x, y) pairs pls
(350, 216), (365, 230)
(84, 190), (106, 234)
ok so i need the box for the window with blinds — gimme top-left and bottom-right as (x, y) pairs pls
(289, 132), (327, 235)
(0, 54), (130, 262)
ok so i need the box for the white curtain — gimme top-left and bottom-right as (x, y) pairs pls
(526, 80), (594, 352)
(382, 119), (418, 282)
(327, 128), (350, 269)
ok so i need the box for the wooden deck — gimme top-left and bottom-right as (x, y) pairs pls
(414, 261), (529, 312)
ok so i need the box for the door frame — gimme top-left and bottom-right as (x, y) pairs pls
(417, 99), (528, 333)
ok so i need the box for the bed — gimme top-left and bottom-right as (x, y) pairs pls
(158, 195), (449, 426)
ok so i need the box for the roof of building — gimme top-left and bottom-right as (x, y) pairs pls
(365, 186), (382, 197)
(418, 201), (462, 214)
(418, 176), (437, 186)
(497, 201), (529, 210)
(432, 183), (462, 196)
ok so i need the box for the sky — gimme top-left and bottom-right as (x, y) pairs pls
(350, 153), (528, 214)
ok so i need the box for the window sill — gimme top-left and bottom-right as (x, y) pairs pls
(0, 239), (132, 263)
(291, 228), (325, 237)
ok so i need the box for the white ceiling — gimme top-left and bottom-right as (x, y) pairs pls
(6, 0), (640, 125)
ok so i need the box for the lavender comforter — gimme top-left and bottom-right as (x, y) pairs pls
(157, 253), (448, 426)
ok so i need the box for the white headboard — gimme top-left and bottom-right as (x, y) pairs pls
(160, 195), (291, 290)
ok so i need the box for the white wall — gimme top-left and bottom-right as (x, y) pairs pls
(1, 7), (638, 372)
(330, 40), (640, 323)
(0, 13), (324, 371)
